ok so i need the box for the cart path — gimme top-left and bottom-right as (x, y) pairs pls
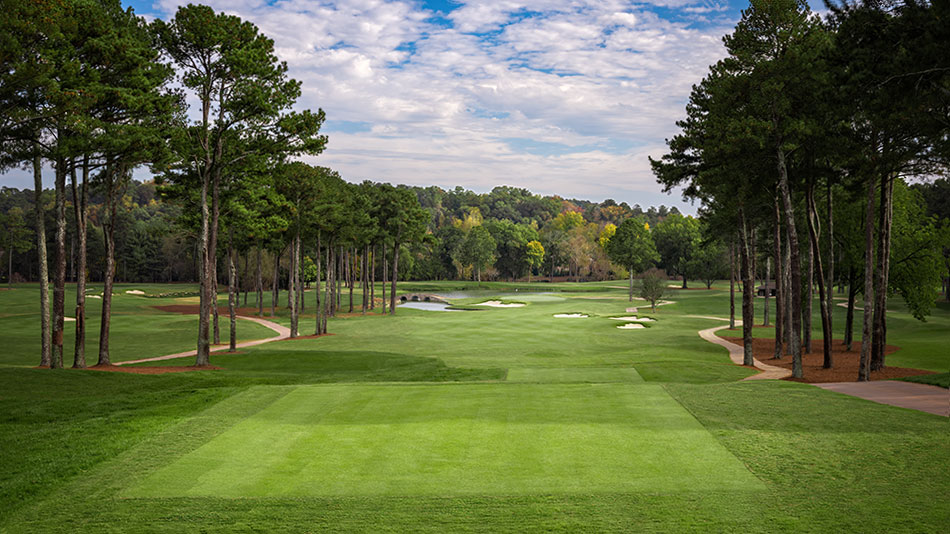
(115, 315), (290, 366)
(814, 381), (949, 417)
(692, 317), (792, 380)
(690, 316), (948, 416)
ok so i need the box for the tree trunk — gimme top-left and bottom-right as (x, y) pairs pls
(783, 225), (793, 357)
(98, 173), (119, 367)
(806, 181), (833, 369)
(228, 237), (237, 352)
(825, 181), (834, 342)
(370, 245), (375, 310)
(296, 234), (303, 315)
(336, 246), (346, 310)
(362, 244), (368, 314)
(773, 199), (783, 359)
(242, 254), (248, 307)
(738, 209), (755, 367)
(776, 147), (803, 378)
(328, 245), (336, 317)
(289, 235), (298, 338)
(858, 175), (877, 381)
(382, 245), (387, 314)
(51, 159), (67, 369)
(271, 248), (280, 317)
(628, 269), (634, 302)
(196, 171), (211, 366)
(390, 241), (399, 315)
(211, 175), (221, 348)
(871, 175), (893, 371)
(212, 274), (220, 345)
(804, 230), (813, 354)
(729, 240), (736, 329)
(764, 257), (771, 326)
(33, 144), (50, 367)
(256, 245), (263, 316)
(71, 159), (89, 368)
(845, 270), (856, 351)
(315, 234), (323, 335)
(348, 247), (354, 313)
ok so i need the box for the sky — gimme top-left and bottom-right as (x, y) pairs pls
(0, 1), (824, 213)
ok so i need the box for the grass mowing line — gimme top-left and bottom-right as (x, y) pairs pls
(505, 367), (645, 383)
(2, 385), (295, 531)
(126, 383), (766, 498)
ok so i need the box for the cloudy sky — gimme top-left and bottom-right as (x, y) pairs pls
(1, 1), (822, 212)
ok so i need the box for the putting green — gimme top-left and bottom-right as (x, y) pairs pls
(126, 383), (764, 498)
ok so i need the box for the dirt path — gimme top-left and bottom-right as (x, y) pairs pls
(693, 317), (792, 380)
(115, 315), (290, 366)
(814, 381), (949, 417)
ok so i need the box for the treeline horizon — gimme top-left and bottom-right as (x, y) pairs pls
(0, 179), (689, 285)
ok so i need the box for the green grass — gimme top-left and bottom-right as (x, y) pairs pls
(1, 281), (948, 532)
(898, 373), (949, 388)
(127, 382), (763, 497)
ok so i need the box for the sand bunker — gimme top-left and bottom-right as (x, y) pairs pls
(478, 300), (525, 308)
(553, 313), (588, 318)
(88, 295), (101, 299)
(617, 323), (645, 329)
(126, 290), (145, 295)
(610, 316), (655, 322)
(64, 317), (76, 322)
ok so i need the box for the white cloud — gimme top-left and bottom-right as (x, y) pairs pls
(2, 1), (738, 212)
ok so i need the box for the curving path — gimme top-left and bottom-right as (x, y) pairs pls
(691, 317), (792, 380)
(690, 316), (947, 416)
(115, 315), (290, 366)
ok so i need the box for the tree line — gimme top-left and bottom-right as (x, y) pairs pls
(652, 0), (950, 381)
(0, 0), (706, 369)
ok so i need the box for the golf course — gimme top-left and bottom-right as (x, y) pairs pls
(1, 281), (947, 532)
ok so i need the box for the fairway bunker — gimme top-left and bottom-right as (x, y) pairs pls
(125, 289), (146, 295)
(478, 300), (525, 308)
(617, 323), (646, 329)
(610, 316), (655, 322)
(554, 313), (588, 318)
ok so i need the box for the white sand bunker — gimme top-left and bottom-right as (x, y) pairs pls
(553, 313), (588, 318)
(478, 300), (525, 308)
(610, 316), (655, 322)
(64, 317), (76, 322)
(617, 323), (645, 329)
(88, 295), (101, 299)
(125, 290), (145, 295)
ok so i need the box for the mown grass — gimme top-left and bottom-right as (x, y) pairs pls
(1, 282), (947, 532)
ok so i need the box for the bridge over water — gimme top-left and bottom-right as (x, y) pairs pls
(398, 293), (450, 304)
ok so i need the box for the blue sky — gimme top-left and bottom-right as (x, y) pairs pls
(2, 1), (826, 212)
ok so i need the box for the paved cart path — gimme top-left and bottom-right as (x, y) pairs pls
(693, 318), (792, 380)
(814, 381), (949, 417)
(115, 315), (290, 366)
(691, 316), (948, 416)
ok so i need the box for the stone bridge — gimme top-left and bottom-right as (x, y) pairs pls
(398, 293), (449, 304)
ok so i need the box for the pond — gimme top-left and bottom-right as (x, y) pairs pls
(398, 301), (466, 312)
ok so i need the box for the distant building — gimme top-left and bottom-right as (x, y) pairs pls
(757, 282), (777, 297)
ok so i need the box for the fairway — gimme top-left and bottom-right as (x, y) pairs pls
(127, 382), (764, 497)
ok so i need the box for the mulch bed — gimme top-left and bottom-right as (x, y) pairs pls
(154, 304), (263, 316)
(718, 334), (936, 383)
